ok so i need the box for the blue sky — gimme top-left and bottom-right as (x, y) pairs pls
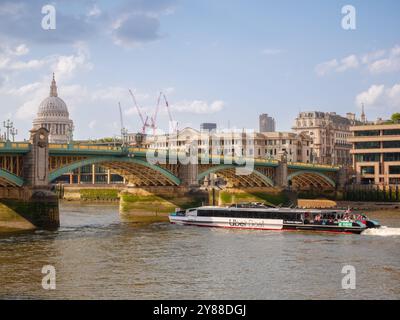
(0, 0), (399, 140)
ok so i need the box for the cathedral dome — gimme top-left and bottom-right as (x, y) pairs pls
(37, 96), (69, 118)
(32, 74), (74, 144)
(36, 74), (69, 119)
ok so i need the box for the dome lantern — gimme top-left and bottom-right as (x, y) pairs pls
(50, 72), (58, 97)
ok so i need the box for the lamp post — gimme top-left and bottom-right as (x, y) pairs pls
(66, 124), (74, 144)
(121, 127), (128, 148)
(10, 127), (18, 142)
(3, 119), (16, 142)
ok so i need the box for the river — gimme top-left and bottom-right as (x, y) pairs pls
(0, 202), (399, 299)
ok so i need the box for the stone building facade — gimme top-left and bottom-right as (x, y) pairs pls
(292, 111), (359, 166)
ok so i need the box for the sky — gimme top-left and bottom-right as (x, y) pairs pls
(0, 0), (399, 141)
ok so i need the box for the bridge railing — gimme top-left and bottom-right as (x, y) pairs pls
(288, 162), (340, 171)
(2, 142), (339, 171)
(0, 141), (30, 152)
(49, 143), (126, 153)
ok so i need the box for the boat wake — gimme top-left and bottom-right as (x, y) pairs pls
(361, 226), (400, 237)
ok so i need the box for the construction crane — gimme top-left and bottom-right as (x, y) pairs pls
(128, 89), (176, 135)
(129, 89), (149, 134)
(150, 92), (176, 134)
(118, 102), (128, 146)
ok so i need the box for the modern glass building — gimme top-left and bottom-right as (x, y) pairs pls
(349, 123), (400, 185)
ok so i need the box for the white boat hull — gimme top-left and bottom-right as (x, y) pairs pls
(169, 215), (284, 230)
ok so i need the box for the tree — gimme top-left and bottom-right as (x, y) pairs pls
(391, 113), (400, 123)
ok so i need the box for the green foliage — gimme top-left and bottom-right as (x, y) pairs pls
(391, 113), (400, 123)
(80, 189), (119, 201)
(218, 191), (288, 206)
(219, 192), (233, 203)
(120, 193), (206, 213)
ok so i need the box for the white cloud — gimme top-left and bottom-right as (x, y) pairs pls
(0, 44), (39, 71)
(3, 82), (42, 96)
(316, 45), (400, 76)
(0, 43), (94, 120)
(52, 42), (93, 79)
(336, 55), (359, 72)
(355, 83), (400, 110)
(8, 59), (47, 71)
(0, 42), (92, 77)
(171, 100), (225, 114)
(13, 44), (29, 56)
(315, 59), (339, 76)
(315, 55), (359, 76)
(361, 50), (386, 64)
(368, 46), (400, 74)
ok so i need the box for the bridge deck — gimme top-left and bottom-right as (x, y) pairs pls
(0, 142), (339, 172)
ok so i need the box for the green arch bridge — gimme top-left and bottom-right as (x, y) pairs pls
(0, 139), (341, 190)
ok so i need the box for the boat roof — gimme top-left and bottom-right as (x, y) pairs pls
(196, 206), (347, 213)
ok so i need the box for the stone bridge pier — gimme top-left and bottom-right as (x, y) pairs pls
(1, 128), (59, 230)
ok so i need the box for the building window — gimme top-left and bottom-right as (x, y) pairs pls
(361, 166), (375, 174)
(383, 141), (400, 148)
(383, 129), (400, 136)
(383, 153), (400, 162)
(355, 154), (380, 162)
(389, 166), (400, 174)
(354, 142), (380, 149)
(354, 130), (380, 136)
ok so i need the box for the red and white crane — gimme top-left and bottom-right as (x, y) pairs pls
(128, 89), (176, 135)
(129, 89), (150, 134)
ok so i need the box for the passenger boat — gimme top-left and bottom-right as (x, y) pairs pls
(169, 203), (381, 234)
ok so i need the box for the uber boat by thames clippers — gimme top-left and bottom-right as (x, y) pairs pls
(169, 203), (381, 234)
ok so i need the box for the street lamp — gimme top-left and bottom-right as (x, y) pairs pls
(10, 127), (18, 142)
(66, 124), (74, 144)
(2, 119), (17, 142)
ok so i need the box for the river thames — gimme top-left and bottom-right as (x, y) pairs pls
(0, 202), (399, 300)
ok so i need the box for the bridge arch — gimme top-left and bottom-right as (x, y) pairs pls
(49, 156), (181, 186)
(0, 169), (24, 187)
(287, 170), (336, 189)
(198, 165), (274, 187)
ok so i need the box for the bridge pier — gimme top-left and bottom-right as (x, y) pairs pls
(18, 128), (59, 229)
(274, 152), (288, 188)
(178, 163), (199, 188)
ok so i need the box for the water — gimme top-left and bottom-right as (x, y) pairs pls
(0, 202), (399, 299)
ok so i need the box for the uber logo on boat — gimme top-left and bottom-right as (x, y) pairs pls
(341, 265), (356, 290)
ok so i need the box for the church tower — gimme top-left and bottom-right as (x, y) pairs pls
(361, 103), (366, 124)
